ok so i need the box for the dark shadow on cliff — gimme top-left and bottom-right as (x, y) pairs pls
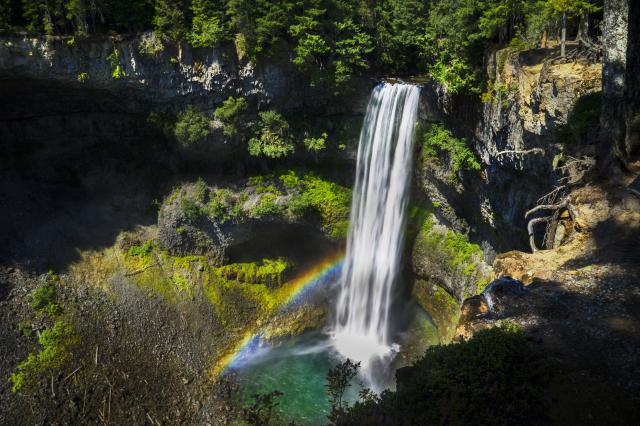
(468, 270), (640, 423)
(0, 79), (182, 271)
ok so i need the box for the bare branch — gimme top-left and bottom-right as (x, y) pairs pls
(528, 216), (552, 252)
(495, 148), (545, 157)
(525, 197), (569, 218)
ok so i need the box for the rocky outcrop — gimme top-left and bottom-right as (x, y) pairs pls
(417, 49), (602, 253)
(455, 181), (640, 401)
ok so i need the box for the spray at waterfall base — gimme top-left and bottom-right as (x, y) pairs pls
(215, 83), (424, 392)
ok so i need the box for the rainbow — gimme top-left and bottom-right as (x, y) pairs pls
(211, 250), (344, 377)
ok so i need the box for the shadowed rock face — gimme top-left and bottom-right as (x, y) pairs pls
(600, 0), (640, 169)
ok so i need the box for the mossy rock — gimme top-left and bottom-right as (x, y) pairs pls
(413, 279), (461, 343)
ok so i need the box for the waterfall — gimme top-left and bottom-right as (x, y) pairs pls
(332, 83), (420, 383)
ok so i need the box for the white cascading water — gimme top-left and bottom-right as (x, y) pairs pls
(333, 83), (420, 384)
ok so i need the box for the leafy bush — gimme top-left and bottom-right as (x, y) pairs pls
(248, 111), (295, 158)
(174, 106), (211, 147)
(106, 48), (126, 79)
(250, 193), (284, 217)
(10, 320), (79, 393)
(215, 96), (248, 137)
(339, 326), (552, 425)
(189, 0), (229, 47)
(127, 241), (153, 258)
(31, 279), (57, 311)
(422, 123), (481, 182)
(139, 31), (164, 56)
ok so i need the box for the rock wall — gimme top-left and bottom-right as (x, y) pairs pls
(412, 49), (602, 340)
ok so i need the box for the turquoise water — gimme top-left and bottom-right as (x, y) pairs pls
(234, 332), (360, 425)
(232, 307), (438, 425)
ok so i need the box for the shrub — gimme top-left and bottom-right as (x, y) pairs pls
(339, 326), (552, 425)
(31, 275), (58, 311)
(139, 31), (164, 56)
(107, 48), (126, 79)
(76, 72), (89, 83)
(250, 193), (284, 218)
(248, 111), (295, 159)
(10, 320), (79, 393)
(422, 123), (481, 182)
(215, 96), (248, 137)
(174, 106), (211, 147)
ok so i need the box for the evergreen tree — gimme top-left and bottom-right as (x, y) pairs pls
(189, 0), (229, 47)
(153, 0), (187, 41)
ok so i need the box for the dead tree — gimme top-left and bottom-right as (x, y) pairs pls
(525, 156), (595, 252)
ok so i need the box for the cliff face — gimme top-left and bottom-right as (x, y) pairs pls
(0, 33), (370, 172)
(411, 48), (602, 342)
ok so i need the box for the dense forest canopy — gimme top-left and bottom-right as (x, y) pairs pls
(0, 0), (602, 92)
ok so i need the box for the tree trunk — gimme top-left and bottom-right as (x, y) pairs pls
(576, 11), (591, 44)
(561, 12), (567, 57)
(541, 30), (548, 48)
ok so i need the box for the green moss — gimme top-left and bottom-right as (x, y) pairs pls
(10, 320), (79, 393)
(416, 216), (483, 278)
(217, 258), (291, 287)
(413, 280), (461, 343)
(422, 123), (481, 183)
(282, 171), (351, 239)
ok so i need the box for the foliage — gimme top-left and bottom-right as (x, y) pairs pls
(3, 1), (602, 94)
(215, 96), (248, 138)
(106, 48), (126, 79)
(189, 0), (229, 47)
(248, 111), (294, 159)
(282, 171), (351, 239)
(31, 278), (57, 311)
(415, 214), (484, 278)
(76, 72), (89, 83)
(338, 326), (552, 425)
(422, 123), (481, 182)
(303, 132), (328, 153)
(10, 320), (79, 392)
(127, 241), (154, 258)
(174, 106), (210, 147)
(242, 390), (285, 426)
(250, 193), (284, 218)
(326, 358), (360, 424)
(217, 258), (290, 287)
(153, 0), (186, 41)
(139, 31), (164, 56)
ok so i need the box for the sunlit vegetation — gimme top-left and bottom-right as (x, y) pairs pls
(174, 106), (211, 147)
(421, 123), (481, 182)
(215, 96), (249, 138)
(10, 320), (79, 393)
(11, 273), (78, 393)
(166, 172), (350, 239)
(248, 111), (295, 159)
(0, 1), (601, 95)
(335, 325), (552, 425)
